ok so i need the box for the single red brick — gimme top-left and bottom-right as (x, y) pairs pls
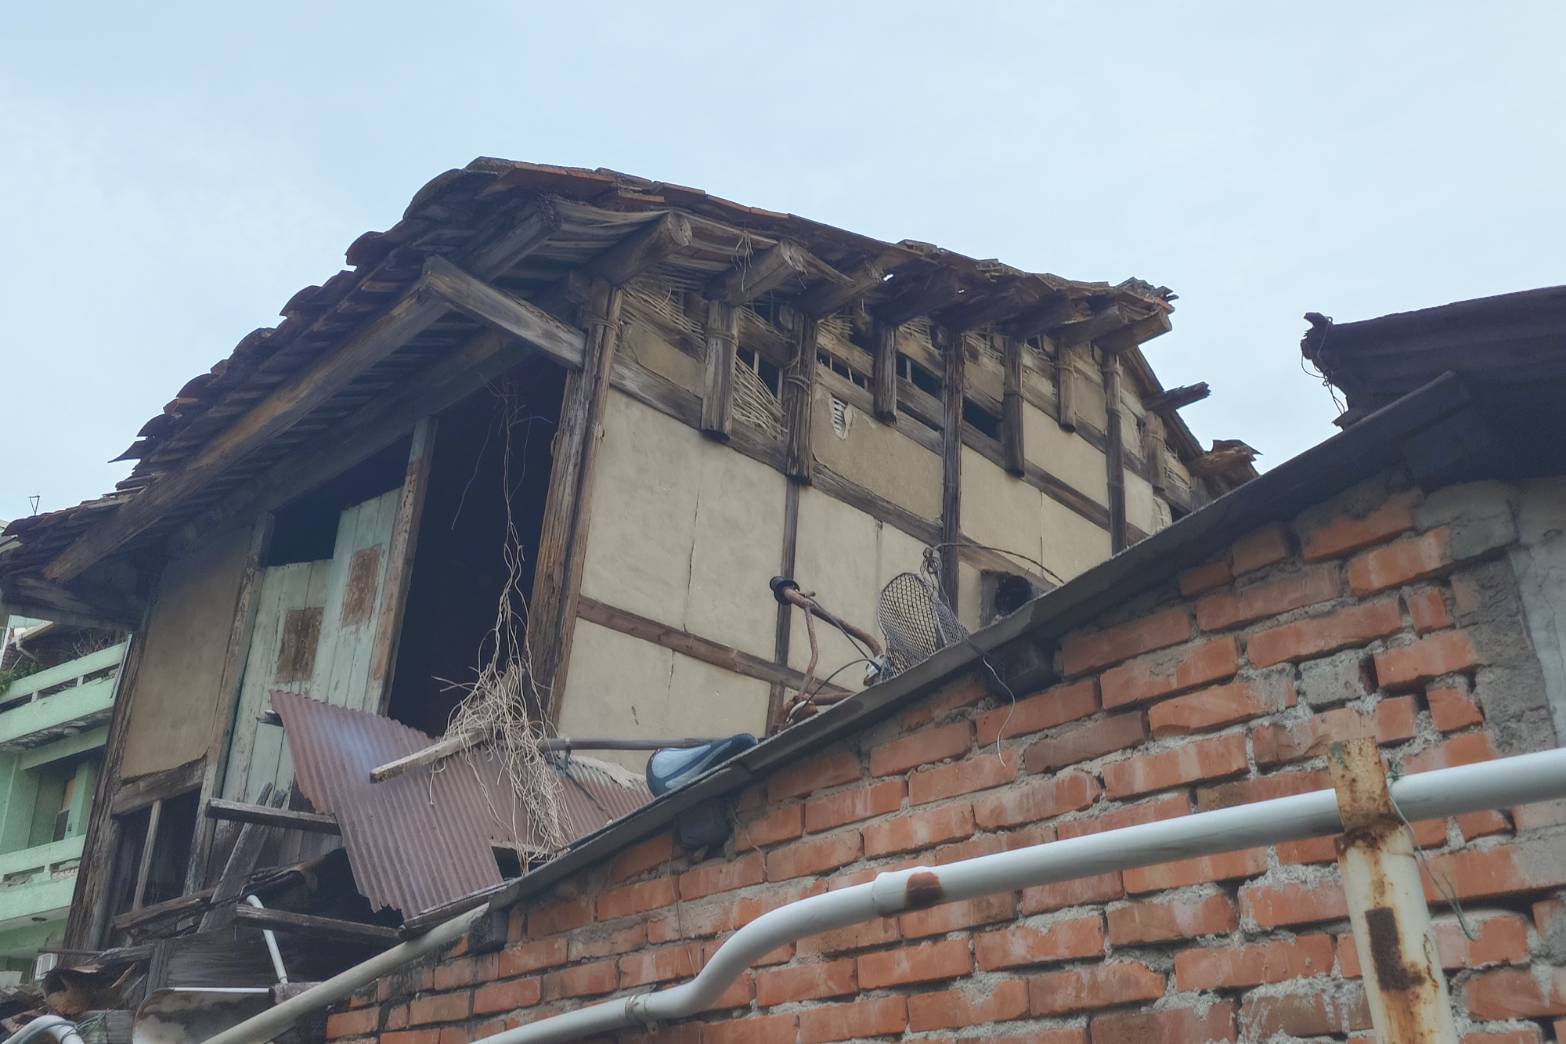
(1196, 768), (1330, 812)
(1060, 607), (1192, 675)
(976, 913), (1105, 969)
(1102, 732), (1248, 799)
(1252, 697), (1417, 767)
(1348, 528), (1450, 596)
(754, 959), (856, 1006)
(1101, 636), (1240, 709)
(1023, 713), (1147, 774)
(1091, 1003), (1236, 1044)
(471, 977), (541, 1016)
(1232, 524), (1291, 575)
(1429, 685), (1483, 731)
(976, 678), (1099, 746)
(647, 898), (733, 944)
(869, 722), (972, 776)
(432, 958), (476, 992)
(1107, 892), (1237, 944)
(619, 946), (698, 988)
(795, 915), (899, 957)
(1339, 913), (1528, 977)
(740, 802), (804, 846)
(1124, 846), (1269, 893)
(1148, 676), (1296, 737)
(597, 876), (676, 921)
(1459, 1031), (1542, 1044)
(1373, 630), (1482, 689)
(909, 753), (1019, 804)
(1464, 967), (1566, 1020)
(864, 803), (975, 857)
(1179, 558), (1233, 596)
(805, 779), (904, 832)
(382, 1032), (443, 1044)
(900, 893), (1016, 939)
(526, 898), (592, 937)
(767, 749), (861, 802)
(1300, 491), (1418, 562)
(326, 1009), (380, 1038)
(1238, 986), (1370, 1038)
(1457, 809), (1512, 841)
(908, 980), (1029, 1031)
(1407, 586), (1453, 634)
(1021, 871), (1124, 913)
(1027, 960), (1165, 1016)
(766, 831), (863, 880)
(408, 993), (470, 1026)
(679, 852), (763, 901)
(974, 772), (1100, 829)
(797, 997), (905, 1044)
(498, 937), (568, 977)
(897, 675), (988, 732)
(1174, 934), (1335, 990)
(608, 833), (677, 882)
(541, 959), (618, 1001)
(857, 938), (972, 988)
(1242, 877), (1347, 927)
(1196, 566), (1341, 631)
(569, 922), (648, 961)
(1247, 599), (1404, 668)
(1418, 837), (1566, 902)
(704, 1012), (798, 1044)
(1056, 792), (1190, 840)
(1405, 731), (1497, 774)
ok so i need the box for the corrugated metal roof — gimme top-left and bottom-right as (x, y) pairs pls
(271, 691), (649, 919)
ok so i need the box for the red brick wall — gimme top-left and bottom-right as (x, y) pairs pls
(329, 475), (1566, 1043)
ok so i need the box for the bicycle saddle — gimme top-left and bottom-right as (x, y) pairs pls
(646, 734), (757, 797)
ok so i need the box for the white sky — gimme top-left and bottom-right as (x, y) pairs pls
(2, 3), (1563, 522)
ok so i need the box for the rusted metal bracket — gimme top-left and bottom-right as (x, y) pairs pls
(1329, 738), (1459, 1043)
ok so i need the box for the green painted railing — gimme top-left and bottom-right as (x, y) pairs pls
(0, 835), (83, 880)
(0, 643), (125, 749)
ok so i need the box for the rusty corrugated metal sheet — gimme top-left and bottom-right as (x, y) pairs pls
(271, 691), (649, 920)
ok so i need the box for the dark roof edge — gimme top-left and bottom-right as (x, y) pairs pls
(415, 373), (1475, 933)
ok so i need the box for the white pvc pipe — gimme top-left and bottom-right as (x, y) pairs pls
(473, 746), (1566, 1044)
(243, 895), (289, 985)
(201, 905), (486, 1044)
(0, 1015), (83, 1044)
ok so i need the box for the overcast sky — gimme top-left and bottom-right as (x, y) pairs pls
(2, 3), (1562, 523)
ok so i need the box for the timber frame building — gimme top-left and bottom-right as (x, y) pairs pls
(0, 161), (1250, 970)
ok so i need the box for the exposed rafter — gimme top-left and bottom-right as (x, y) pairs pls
(1096, 309), (1173, 353)
(1052, 303), (1130, 348)
(708, 240), (810, 304)
(1004, 293), (1085, 339)
(874, 268), (966, 326)
(938, 278), (1046, 333)
(797, 261), (886, 318)
(422, 256), (587, 369)
(1148, 382), (1211, 412)
(588, 212), (693, 285)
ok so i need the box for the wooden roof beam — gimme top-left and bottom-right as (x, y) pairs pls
(797, 261), (886, 318)
(874, 268), (966, 326)
(1147, 382), (1211, 412)
(1003, 293), (1085, 339)
(708, 241), (810, 304)
(1096, 309), (1174, 353)
(422, 256), (586, 369)
(588, 212), (693, 285)
(938, 279), (1047, 332)
(1052, 303), (1130, 348)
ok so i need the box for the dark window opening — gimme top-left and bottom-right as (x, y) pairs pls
(980, 570), (1044, 626)
(387, 361), (566, 735)
(737, 347), (783, 398)
(106, 789), (200, 938)
(816, 353), (868, 391)
(267, 438), (411, 565)
(964, 401), (1002, 441)
(903, 355), (944, 400)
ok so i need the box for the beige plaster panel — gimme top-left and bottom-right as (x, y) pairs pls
(1022, 402), (1110, 508)
(120, 523), (253, 778)
(1039, 495), (1113, 583)
(620, 316), (702, 394)
(555, 619), (769, 771)
(957, 561), (984, 633)
(959, 446), (1045, 564)
(579, 391), (781, 661)
(810, 385), (941, 523)
(1125, 469), (1171, 535)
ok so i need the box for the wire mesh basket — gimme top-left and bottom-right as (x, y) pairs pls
(876, 571), (968, 679)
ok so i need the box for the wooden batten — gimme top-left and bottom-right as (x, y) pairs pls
(1096, 309), (1173, 353)
(1055, 344), (1079, 432)
(1053, 303), (1129, 348)
(875, 269), (964, 326)
(1100, 353), (1128, 553)
(783, 310), (818, 482)
(589, 212), (693, 285)
(205, 798), (341, 834)
(1005, 294), (1083, 339)
(370, 418), (437, 707)
(460, 197), (564, 278)
(768, 479), (802, 728)
(709, 241), (810, 304)
(1001, 334), (1025, 476)
(422, 256), (587, 369)
(940, 280), (1045, 333)
(232, 905), (398, 945)
(1142, 411), (1169, 494)
(530, 279), (625, 726)
(872, 321), (899, 421)
(797, 262), (885, 318)
(938, 327), (964, 607)
(700, 299), (738, 439)
(1148, 381), (1211, 412)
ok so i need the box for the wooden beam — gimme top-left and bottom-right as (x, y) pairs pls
(1142, 412), (1168, 495)
(130, 798), (162, 911)
(370, 418), (437, 710)
(461, 198), (564, 279)
(1147, 382), (1211, 412)
(1096, 309), (1173, 353)
(708, 241), (810, 304)
(422, 256), (587, 369)
(797, 262), (886, 318)
(1101, 354), (1128, 553)
(530, 279), (625, 726)
(205, 798), (341, 834)
(111, 758), (205, 815)
(871, 321), (899, 422)
(198, 784), (279, 932)
(589, 213), (693, 285)
(782, 310), (818, 481)
(938, 327), (964, 607)
(233, 905), (399, 946)
(939, 280), (1046, 333)
(1055, 346), (1078, 432)
(874, 269), (964, 326)
(700, 299), (738, 439)
(576, 596), (847, 698)
(370, 730), (483, 783)
(1053, 303), (1129, 348)
(1001, 335), (1025, 476)
(767, 478), (802, 730)
(1004, 294), (1084, 339)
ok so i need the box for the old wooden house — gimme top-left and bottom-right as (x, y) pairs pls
(0, 161), (1251, 994)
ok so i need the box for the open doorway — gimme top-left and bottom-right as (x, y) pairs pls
(387, 361), (566, 735)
